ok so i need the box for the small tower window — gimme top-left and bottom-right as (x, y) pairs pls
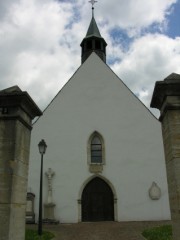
(87, 40), (92, 50)
(95, 40), (101, 50)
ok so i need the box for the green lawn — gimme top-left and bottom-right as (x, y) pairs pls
(25, 229), (55, 240)
(142, 225), (172, 240)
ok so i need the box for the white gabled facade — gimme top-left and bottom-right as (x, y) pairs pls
(28, 53), (170, 223)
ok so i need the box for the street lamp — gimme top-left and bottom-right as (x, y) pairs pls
(38, 139), (47, 236)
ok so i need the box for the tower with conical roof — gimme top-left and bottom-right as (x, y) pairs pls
(80, 2), (107, 63)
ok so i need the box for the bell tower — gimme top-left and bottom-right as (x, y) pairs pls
(80, 1), (107, 63)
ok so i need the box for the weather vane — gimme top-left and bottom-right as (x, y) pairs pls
(89, 0), (97, 16)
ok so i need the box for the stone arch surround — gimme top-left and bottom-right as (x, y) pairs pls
(78, 175), (118, 222)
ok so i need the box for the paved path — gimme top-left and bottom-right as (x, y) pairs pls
(27, 221), (171, 240)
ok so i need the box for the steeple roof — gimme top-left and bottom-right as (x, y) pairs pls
(85, 16), (102, 39)
(80, 4), (107, 63)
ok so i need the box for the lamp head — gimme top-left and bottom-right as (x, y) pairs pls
(38, 139), (47, 155)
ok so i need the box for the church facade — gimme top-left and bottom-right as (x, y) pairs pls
(28, 10), (171, 223)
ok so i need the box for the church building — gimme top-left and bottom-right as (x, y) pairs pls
(28, 6), (171, 223)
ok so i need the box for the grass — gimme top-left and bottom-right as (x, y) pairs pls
(25, 229), (55, 240)
(142, 225), (172, 240)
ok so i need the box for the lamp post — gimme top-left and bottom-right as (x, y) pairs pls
(38, 139), (47, 236)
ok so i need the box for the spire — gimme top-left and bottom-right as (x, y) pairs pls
(86, 16), (101, 38)
(80, 1), (107, 64)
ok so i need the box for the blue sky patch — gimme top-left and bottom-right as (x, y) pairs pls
(65, 5), (81, 29)
(107, 57), (121, 65)
(109, 28), (133, 51)
(165, 1), (180, 38)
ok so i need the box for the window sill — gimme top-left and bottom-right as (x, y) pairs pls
(89, 164), (103, 173)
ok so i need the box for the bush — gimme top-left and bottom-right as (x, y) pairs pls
(25, 229), (55, 240)
(142, 225), (172, 240)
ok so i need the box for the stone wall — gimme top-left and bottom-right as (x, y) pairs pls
(161, 108), (180, 240)
(151, 73), (180, 240)
(0, 86), (42, 240)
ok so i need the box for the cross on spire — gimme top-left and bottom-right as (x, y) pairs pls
(89, 0), (97, 7)
(89, 0), (97, 16)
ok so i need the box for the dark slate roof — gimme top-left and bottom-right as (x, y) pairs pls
(150, 72), (180, 110)
(0, 85), (22, 93)
(85, 16), (102, 38)
(164, 73), (180, 83)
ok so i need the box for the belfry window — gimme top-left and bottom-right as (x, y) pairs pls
(91, 136), (102, 163)
(95, 40), (101, 50)
(87, 40), (92, 50)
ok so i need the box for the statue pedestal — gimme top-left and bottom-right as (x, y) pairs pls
(26, 192), (35, 224)
(43, 203), (59, 224)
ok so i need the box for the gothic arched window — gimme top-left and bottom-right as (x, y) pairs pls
(91, 136), (102, 163)
(87, 132), (105, 165)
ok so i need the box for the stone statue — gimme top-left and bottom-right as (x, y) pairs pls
(43, 168), (59, 223)
(45, 168), (55, 204)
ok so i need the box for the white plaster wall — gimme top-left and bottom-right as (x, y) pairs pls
(28, 53), (171, 223)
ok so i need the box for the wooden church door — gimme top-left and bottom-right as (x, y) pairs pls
(82, 177), (114, 221)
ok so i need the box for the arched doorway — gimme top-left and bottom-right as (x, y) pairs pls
(81, 177), (114, 221)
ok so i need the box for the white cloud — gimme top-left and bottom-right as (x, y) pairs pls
(0, 0), (179, 116)
(111, 34), (180, 113)
(97, 0), (177, 36)
(0, 0), (81, 109)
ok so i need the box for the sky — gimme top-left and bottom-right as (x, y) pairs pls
(0, 0), (180, 117)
